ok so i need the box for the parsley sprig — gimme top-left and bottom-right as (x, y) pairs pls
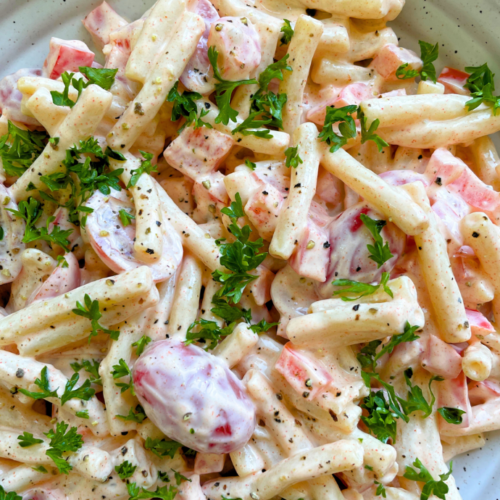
(403, 459), (453, 500)
(44, 422), (83, 474)
(39, 137), (125, 227)
(127, 151), (157, 188)
(167, 82), (213, 131)
(127, 484), (177, 500)
(70, 359), (102, 385)
(115, 460), (137, 480)
(396, 41), (439, 83)
(333, 272), (393, 302)
(60, 373), (95, 405)
(7, 197), (73, 252)
(145, 438), (182, 459)
(437, 407), (466, 425)
(119, 209), (135, 227)
(208, 47), (257, 125)
(212, 193), (268, 303)
(0, 485), (21, 500)
(464, 63), (500, 114)
(17, 432), (44, 448)
(72, 294), (120, 342)
(132, 336), (152, 356)
(186, 319), (234, 350)
(319, 105), (357, 152)
(51, 67), (118, 107)
(360, 213), (393, 268)
(18, 366), (58, 400)
(0, 121), (47, 177)
(111, 359), (135, 395)
(117, 404), (147, 423)
(285, 146), (303, 168)
(357, 322), (421, 371)
(280, 19), (294, 45)
(359, 108), (389, 152)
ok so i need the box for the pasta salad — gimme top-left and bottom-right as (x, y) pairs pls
(0, 0), (500, 499)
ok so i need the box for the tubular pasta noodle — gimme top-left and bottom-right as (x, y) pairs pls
(402, 182), (471, 343)
(167, 253), (203, 341)
(0, 185), (25, 286)
(279, 16), (323, 135)
(200, 278), (224, 326)
(0, 266), (158, 355)
(461, 212), (500, 322)
(107, 12), (205, 151)
(25, 87), (69, 137)
(156, 180), (222, 272)
(195, 100), (290, 155)
(8, 249), (56, 312)
(295, 0), (404, 19)
(286, 276), (424, 348)
(0, 389), (52, 436)
(270, 123), (321, 260)
(17, 75), (125, 123)
(101, 277), (177, 435)
(0, 350), (107, 436)
(321, 147), (429, 236)
(245, 370), (344, 500)
(203, 440), (363, 500)
(442, 434), (486, 462)
(462, 343), (493, 382)
(213, 323), (259, 368)
(109, 155), (165, 263)
(0, 466), (49, 493)
(470, 136), (500, 190)
(11, 85), (113, 200)
(125, 0), (187, 84)
(441, 398), (500, 437)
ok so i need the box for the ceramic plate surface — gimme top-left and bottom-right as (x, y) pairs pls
(1, 0), (499, 497)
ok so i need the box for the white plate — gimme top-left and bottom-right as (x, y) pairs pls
(1, 0), (499, 497)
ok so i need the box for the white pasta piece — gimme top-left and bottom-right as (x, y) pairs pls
(0, 266), (158, 355)
(311, 58), (373, 86)
(0, 185), (25, 286)
(359, 95), (471, 129)
(213, 323), (259, 368)
(17, 75), (125, 120)
(109, 155), (164, 264)
(156, 180), (222, 272)
(11, 85), (113, 200)
(26, 87), (69, 136)
(195, 100), (290, 155)
(402, 182), (470, 343)
(442, 434), (486, 462)
(378, 108), (500, 149)
(462, 343), (493, 381)
(245, 370), (344, 500)
(295, 0), (403, 20)
(125, 0), (187, 84)
(0, 350), (107, 436)
(107, 12), (205, 151)
(363, 486), (419, 500)
(0, 465), (48, 493)
(461, 212), (500, 322)
(7, 249), (56, 312)
(279, 16), (323, 135)
(231, 16), (282, 119)
(68, 445), (114, 482)
(167, 253), (203, 341)
(394, 372), (461, 500)
(417, 80), (445, 95)
(321, 147), (428, 236)
(317, 21), (350, 55)
(101, 277), (177, 435)
(0, 387), (52, 436)
(270, 123), (321, 260)
(203, 440), (363, 500)
(200, 278), (224, 326)
(287, 276), (424, 348)
(470, 136), (500, 190)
